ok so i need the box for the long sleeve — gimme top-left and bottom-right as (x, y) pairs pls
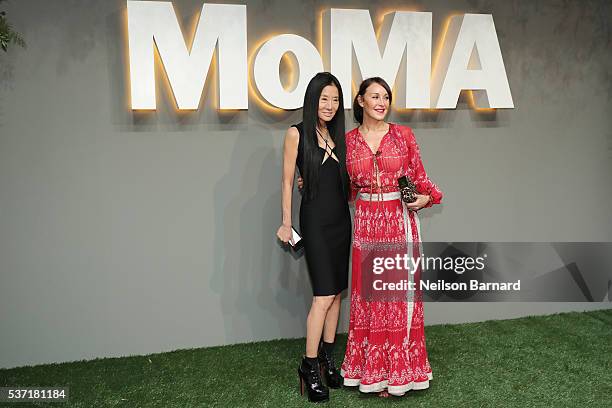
(404, 127), (443, 208)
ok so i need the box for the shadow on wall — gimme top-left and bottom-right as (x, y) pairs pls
(98, 0), (552, 344)
(104, 2), (316, 343)
(210, 129), (313, 342)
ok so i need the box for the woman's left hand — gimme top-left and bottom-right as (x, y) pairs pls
(405, 194), (430, 212)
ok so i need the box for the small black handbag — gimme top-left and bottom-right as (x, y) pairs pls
(398, 175), (418, 203)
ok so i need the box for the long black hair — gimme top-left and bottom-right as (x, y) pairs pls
(353, 77), (393, 124)
(302, 72), (348, 201)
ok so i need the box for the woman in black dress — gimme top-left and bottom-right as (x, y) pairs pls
(276, 72), (351, 402)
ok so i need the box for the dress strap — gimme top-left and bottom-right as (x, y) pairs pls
(317, 129), (337, 163)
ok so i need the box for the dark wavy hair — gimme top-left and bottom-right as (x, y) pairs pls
(302, 72), (348, 201)
(353, 77), (393, 124)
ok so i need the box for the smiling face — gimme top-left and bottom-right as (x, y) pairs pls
(358, 82), (390, 121)
(318, 84), (340, 123)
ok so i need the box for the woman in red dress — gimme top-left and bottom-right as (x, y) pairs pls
(340, 77), (443, 397)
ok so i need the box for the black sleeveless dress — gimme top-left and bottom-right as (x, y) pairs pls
(293, 123), (351, 296)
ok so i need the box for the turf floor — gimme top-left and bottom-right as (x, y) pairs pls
(1, 309), (611, 407)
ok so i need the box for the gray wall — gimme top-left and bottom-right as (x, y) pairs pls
(0, 0), (610, 369)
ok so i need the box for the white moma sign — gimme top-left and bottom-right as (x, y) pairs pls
(126, 1), (514, 110)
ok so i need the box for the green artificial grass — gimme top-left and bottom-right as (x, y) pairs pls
(1, 309), (611, 407)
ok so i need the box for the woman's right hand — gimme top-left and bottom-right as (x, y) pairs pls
(276, 224), (293, 244)
(297, 176), (304, 190)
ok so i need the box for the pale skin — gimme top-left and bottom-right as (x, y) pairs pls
(297, 83), (430, 397)
(357, 82), (430, 210)
(360, 82), (429, 398)
(276, 84), (343, 358)
(298, 82), (431, 210)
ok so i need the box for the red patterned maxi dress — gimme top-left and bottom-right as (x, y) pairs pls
(340, 123), (443, 396)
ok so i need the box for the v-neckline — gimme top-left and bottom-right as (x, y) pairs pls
(319, 145), (339, 164)
(357, 123), (392, 156)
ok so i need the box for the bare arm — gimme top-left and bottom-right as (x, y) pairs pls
(277, 127), (299, 243)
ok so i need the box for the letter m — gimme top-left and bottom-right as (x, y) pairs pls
(324, 9), (432, 109)
(127, 1), (247, 110)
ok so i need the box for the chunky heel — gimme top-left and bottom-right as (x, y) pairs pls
(298, 357), (329, 402)
(318, 345), (343, 389)
(298, 369), (304, 396)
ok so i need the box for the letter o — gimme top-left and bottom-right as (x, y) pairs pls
(253, 34), (324, 109)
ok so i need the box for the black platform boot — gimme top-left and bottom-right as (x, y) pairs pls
(298, 356), (329, 402)
(318, 342), (343, 389)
